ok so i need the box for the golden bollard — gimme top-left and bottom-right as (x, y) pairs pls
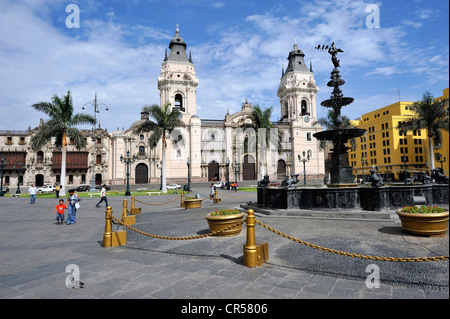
(243, 209), (268, 267)
(214, 187), (222, 203)
(121, 199), (136, 226)
(180, 190), (185, 208)
(103, 206), (113, 247)
(103, 206), (126, 247)
(130, 195), (141, 215)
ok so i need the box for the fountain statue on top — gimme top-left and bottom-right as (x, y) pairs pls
(313, 42), (366, 186)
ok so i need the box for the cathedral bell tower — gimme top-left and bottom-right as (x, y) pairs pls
(277, 40), (324, 181)
(158, 26), (199, 122)
(277, 40), (319, 124)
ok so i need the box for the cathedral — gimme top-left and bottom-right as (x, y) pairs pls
(107, 27), (325, 186)
(0, 27), (325, 190)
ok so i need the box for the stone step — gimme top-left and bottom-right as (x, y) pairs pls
(240, 204), (399, 222)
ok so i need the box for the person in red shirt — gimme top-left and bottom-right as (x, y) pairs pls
(54, 199), (67, 225)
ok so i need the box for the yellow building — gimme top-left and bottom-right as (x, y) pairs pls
(433, 88), (449, 176)
(349, 102), (428, 182)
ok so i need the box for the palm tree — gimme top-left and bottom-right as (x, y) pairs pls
(133, 102), (183, 192)
(398, 91), (449, 170)
(316, 109), (357, 151)
(240, 105), (282, 178)
(31, 91), (96, 196)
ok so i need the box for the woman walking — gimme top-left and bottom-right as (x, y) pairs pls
(66, 189), (81, 225)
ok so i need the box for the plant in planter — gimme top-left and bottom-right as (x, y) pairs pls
(184, 196), (202, 209)
(396, 205), (449, 237)
(205, 209), (245, 237)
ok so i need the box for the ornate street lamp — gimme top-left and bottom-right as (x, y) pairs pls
(226, 157), (230, 190)
(437, 154), (447, 170)
(298, 151), (310, 186)
(14, 161), (26, 194)
(401, 153), (408, 184)
(156, 161), (162, 190)
(82, 93), (109, 188)
(233, 158), (239, 192)
(186, 156), (191, 192)
(0, 156), (7, 196)
(361, 154), (368, 184)
(120, 150), (135, 196)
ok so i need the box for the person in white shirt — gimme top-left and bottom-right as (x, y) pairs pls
(96, 185), (109, 208)
(28, 184), (37, 204)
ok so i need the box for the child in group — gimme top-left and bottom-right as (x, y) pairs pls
(54, 199), (67, 225)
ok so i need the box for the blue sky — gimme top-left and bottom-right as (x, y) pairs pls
(0, 0), (448, 131)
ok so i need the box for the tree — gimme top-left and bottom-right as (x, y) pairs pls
(398, 91), (449, 170)
(133, 102), (183, 192)
(240, 105), (282, 178)
(31, 91), (96, 196)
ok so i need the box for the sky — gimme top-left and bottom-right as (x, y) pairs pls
(0, 0), (448, 132)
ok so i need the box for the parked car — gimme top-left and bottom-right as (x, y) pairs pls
(213, 181), (223, 188)
(1, 186), (9, 193)
(76, 185), (91, 192)
(95, 185), (111, 191)
(166, 183), (181, 190)
(269, 181), (281, 186)
(37, 185), (56, 193)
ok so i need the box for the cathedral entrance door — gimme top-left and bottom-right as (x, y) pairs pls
(35, 174), (44, 187)
(208, 161), (219, 181)
(242, 155), (256, 180)
(135, 163), (148, 184)
(277, 159), (286, 179)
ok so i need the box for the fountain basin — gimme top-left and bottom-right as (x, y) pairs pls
(256, 184), (448, 211)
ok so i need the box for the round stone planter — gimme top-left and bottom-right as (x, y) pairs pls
(396, 209), (449, 237)
(184, 199), (202, 209)
(205, 212), (245, 237)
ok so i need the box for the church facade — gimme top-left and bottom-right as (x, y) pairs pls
(0, 28), (325, 191)
(108, 28), (325, 186)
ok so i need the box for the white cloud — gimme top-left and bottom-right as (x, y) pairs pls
(402, 19), (422, 28)
(211, 2), (225, 9)
(365, 66), (401, 77)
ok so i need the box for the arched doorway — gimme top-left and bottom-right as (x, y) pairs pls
(95, 174), (102, 185)
(277, 159), (286, 180)
(35, 174), (44, 187)
(208, 161), (219, 181)
(135, 163), (148, 184)
(242, 155), (256, 180)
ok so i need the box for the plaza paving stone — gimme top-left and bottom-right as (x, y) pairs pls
(0, 186), (448, 309)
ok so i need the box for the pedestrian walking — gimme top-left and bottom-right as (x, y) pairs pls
(54, 199), (67, 225)
(209, 183), (215, 203)
(28, 184), (37, 204)
(55, 184), (60, 198)
(96, 185), (109, 208)
(66, 189), (80, 225)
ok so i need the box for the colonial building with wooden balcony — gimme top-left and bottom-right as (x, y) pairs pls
(0, 125), (109, 189)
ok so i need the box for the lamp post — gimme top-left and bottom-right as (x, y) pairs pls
(233, 158), (239, 192)
(82, 93), (109, 188)
(401, 153), (408, 184)
(361, 154), (368, 184)
(120, 150), (135, 196)
(298, 151), (310, 186)
(14, 161), (26, 194)
(186, 156), (191, 191)
(437, 154), (446, 170)
(226, 157), (230, 190)
(156, 161), (162, 190)
(0, 156), (6, 196)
